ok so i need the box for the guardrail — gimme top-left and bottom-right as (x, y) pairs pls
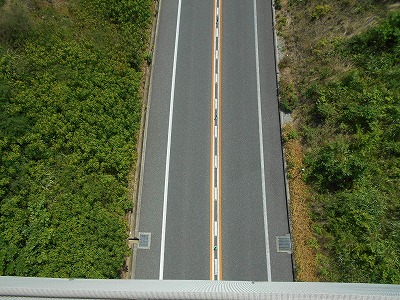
(1, 277), (400, 300)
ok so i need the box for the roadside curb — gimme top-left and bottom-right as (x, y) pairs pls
(127, 0), (161, 280)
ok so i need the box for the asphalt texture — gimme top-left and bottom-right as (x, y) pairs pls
(135, 0), (213, 280)
(221, 0), (293, 282)
(162, 0), (213, 280)
(135, 0), (293, 282)
(134, 0), (178, 280)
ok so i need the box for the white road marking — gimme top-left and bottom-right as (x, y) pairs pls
(214, 221), (218, 236)
(253, 0), (272, 282)
(159, 0), (182, 281)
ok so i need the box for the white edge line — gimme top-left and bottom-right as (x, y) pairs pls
(254, 0), (272, 282)
(159, 0), (182, 281)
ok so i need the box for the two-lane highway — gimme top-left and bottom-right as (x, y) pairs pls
(134, 0), (293, 281)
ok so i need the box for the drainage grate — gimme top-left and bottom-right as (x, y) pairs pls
(138, 232), (151, 249)
(276, 234), (292, 253)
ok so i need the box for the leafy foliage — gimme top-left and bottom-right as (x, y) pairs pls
(349, 11), (400, 54)
(300, 11), (400, 283)
(0, 0), (151, 278)
(279, 81), (299, 113)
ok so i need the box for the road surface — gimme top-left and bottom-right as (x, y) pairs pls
(134, 0), (293, 282)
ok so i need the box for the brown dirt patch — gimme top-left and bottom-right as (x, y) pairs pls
(283, 123), (318, 281)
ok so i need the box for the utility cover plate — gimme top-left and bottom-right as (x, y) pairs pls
(138, 232), (151, 249)
(276, 234), (292, 253)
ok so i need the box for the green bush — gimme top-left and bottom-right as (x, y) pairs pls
(349, 11), (400, 54)
(306, 138), (366, 192)
(275, 0), (282, 10)
(0, 0), (152, 278)
(144, 51), (152, 65)
(317, 187), (400, 283)
(301, 11), (400, 283)
(287, 128), (299, 141)
(279, 81), (299, 113)
(311, 4), (332, 20)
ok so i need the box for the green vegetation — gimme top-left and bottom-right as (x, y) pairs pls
(0, 0), (152, 278)
(279, 80), (298, 113)
(278, 0), (399, 283)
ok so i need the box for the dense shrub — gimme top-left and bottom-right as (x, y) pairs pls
(0, 0), (151, 278)
(302, 11), (400, 283)
(279, 81), (299, 113)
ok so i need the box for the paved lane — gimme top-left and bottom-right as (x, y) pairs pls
(134, 0), (179, 280)
(163, 0), (213, 280)
(256, 0), (294, 282)
(221, 0), (293, 281)
(135, 0), (213, 280)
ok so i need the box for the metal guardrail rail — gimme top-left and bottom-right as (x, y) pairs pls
(1, 277), (400, 300)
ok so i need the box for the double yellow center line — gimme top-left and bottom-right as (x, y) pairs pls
(210, 0), (223, 281)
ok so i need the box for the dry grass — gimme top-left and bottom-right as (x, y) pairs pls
(283, 123), (318, 281)
(276, 0), (393, 90)
(26, 0), (68, 12)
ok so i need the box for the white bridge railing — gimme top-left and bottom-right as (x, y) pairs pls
(1, 276), (400, 300)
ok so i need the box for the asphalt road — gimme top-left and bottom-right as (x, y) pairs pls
(135, 0), (293, 281)
(221, 0), (293, 281)
(133, 0), (178, 280)
(162, 0), (213, 280)
(135, 0), (213, 280)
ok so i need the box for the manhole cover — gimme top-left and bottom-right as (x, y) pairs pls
(276, 234), (292, 253)
(138, 232), (151, 249)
